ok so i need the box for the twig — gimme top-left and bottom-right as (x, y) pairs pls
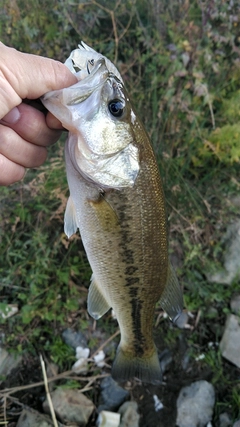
(91, 0), (121, 63)
(0, 372), (109, 397)
(40, 355), (58, 427)
(91, 329), (120, 358)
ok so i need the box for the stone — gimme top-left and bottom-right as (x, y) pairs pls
(175, 311), (189, 329)
(98, 376), (130, 412)
(62, 328), (87, 349)
(119, 401), (140, 427)
(219, 412), (232, 427)
(220, 314), (240, 368)
(46, 363), (58, 392)
(176, 380), (215, 427)
(208, 220), (240, 285)
(230, 294), (240, 314)
(159, 349), (173, 374)
(0, 346), (22, 382)
(233, 421), (240, 427)
(16, 409), (64, 427)
(43, 387), (94, 426)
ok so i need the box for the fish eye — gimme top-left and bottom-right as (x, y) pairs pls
(108, 99), (124, 118)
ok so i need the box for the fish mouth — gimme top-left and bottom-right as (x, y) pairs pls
(65, 41), (123, 83)
(64, 59), (110, 107)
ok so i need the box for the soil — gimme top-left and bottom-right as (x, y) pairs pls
(1, 319), (239, 427)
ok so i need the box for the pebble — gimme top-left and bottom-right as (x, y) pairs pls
(220, 314), (240, 368)
(159, 349), (173, 374)
(16, 408), (65, 427)
(207, 220), (240, 285)
(219, 412), (232, 427)
(43, 387), (94, 426)
(175, 311), (189, 328)
(176, 380), (215, 427)
(0, 346), (22, 382)
(230, 294), (240, 314)
(98, 376), (130, 412)
(119, 401), (140, 427)
(62, 328), (87, 349)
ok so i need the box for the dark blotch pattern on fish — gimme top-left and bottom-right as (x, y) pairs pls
(130, 295), (145, 356)
(125, 266), (138, 275)
(126, 277), (140, 286)
(116, 193), (145, 355)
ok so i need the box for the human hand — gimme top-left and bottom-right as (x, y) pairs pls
(0, 43), (77, 185)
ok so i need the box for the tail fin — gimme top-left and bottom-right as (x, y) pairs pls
(111, 345), (162, 385)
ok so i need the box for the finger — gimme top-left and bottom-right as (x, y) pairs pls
(46, 111), (66, 130)
(0, 154), (25, 186)
(0, 125), (48, 167)
(0, 43), (77, 116)
(1, 103), (62, 146)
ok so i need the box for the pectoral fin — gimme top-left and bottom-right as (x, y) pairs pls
(87, 275), (111, 320)
(89, 195), (119, 232)
(64, 196), (78, 238)
(159, 262), (183, 323)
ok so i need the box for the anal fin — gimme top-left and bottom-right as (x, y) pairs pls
(87, 275), (111, 320)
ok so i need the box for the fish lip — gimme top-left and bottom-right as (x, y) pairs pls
(65, 59), (110, 106)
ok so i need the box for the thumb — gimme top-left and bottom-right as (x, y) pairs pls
(0, 43), (77, 116)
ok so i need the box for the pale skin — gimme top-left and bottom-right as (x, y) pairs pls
(0, 42), (77, 186)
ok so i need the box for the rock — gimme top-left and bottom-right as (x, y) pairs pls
(119, 401), (140, 427)
(233, 421), (240, 427)
(62, 328), (87, 349)
(230, 294), (240, 314)
(176, 380), (215, 427)
(159, 349), (173, 374)
(0, 346), (22, 382)
(98, 377), (130, 412)
(46, 363), (59, 392)
(43, 387), (94, 426)
(16, 408), (64, 427)
(220, 314), (240, 368)
(175, 311), (189, 329)
(219, 412), (232, 427)
(208, 220), (240, 285)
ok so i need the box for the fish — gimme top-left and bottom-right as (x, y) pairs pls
(42, 42), (183, 384)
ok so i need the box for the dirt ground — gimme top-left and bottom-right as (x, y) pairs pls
(1, 320), (239, 427)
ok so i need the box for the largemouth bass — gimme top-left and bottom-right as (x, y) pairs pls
(42, 42), (183, 384)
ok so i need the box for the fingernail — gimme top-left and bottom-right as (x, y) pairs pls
(1, 107), (21, 124)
